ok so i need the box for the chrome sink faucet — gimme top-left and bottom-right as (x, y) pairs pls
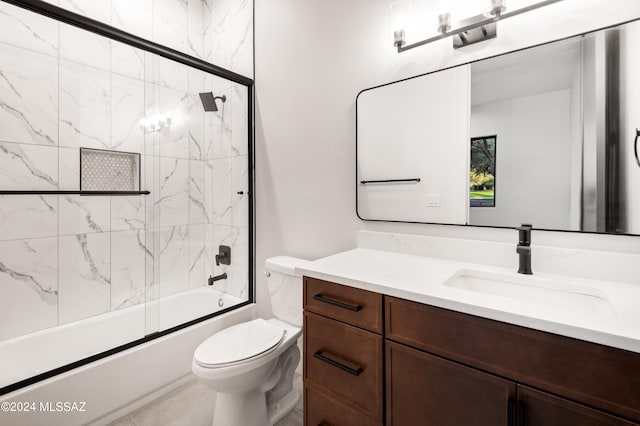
(516, 224), (533, 275)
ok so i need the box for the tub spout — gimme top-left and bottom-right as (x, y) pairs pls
(208, 273), (228, 286)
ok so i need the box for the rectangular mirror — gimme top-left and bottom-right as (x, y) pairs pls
(357, 19), (640, 235)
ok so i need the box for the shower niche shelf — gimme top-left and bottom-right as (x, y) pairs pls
(0, 190), (150, 195)
(0, 148), (150, 196)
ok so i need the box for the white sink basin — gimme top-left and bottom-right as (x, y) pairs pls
(444, 269), (616, 317)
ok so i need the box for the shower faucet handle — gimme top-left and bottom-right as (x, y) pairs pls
(215, 245), (231, 266)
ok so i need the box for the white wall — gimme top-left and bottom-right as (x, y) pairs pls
(255, 0), (640, 318)
(470, 89), (574, 230)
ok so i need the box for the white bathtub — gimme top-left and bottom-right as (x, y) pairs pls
(0, 287), (245, 390)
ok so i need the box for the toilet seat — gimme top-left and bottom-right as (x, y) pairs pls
(194, 318), (285, 368)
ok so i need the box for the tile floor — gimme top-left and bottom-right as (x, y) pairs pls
(107, 375), (303, 426)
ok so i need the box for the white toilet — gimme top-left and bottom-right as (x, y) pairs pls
(192, 256), (309, 426)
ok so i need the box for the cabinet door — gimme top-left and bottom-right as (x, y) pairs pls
(386, 341), (516, 426)
(518, 386), (639, 426)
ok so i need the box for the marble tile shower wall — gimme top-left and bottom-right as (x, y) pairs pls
(45, 0), (255, 78)
(204, 0), (254, 78)
(0, 0), (251, 341)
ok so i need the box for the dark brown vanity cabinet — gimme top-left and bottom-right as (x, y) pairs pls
(303, 278), (640, 426)
(385, 296), (640, 426)
(386, 342), (638, 426)
(303, 277), (384, 425)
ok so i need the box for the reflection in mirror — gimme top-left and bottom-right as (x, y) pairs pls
(357, 66), (470, 225)
(469, 37), (582, 231)
(357, 19), (640, 235)
(469, 136), (496, 208)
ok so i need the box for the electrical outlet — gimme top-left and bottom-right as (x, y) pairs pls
(427, 193), (441, 207)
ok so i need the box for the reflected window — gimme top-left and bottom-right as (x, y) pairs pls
(470, 135), (496, 207)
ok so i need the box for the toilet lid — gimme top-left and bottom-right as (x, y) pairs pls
(194, 319), (285, 367)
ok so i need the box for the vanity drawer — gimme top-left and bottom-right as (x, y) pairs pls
(385, 296), (640, 422)
(304, 311), (383, 421)
(303, 276), (382, 333)
(305, 384), (382, 426)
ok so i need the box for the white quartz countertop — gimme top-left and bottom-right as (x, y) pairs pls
(296, 248), (640, 354)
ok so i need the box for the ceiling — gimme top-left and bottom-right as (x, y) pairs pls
(471, 36), (583, 106)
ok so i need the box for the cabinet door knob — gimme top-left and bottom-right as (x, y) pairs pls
(313, 294), (363, 312)
(313, 350), (363, 376)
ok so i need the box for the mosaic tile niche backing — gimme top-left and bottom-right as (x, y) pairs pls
(80, 148), (140, 191)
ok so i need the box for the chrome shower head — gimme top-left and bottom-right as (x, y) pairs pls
(199, 92), (226, 112)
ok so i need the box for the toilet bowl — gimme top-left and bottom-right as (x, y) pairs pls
(192, 256), (310, 426)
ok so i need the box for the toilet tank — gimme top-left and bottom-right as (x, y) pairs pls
(265, 256), (312, 327)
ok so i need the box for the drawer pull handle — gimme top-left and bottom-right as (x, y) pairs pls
(313, 350), (363, 376)
(507, 397), (515, 426)
(313, 294), (363, 312)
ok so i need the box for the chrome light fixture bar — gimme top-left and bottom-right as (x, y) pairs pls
(394, 0), (564, 52)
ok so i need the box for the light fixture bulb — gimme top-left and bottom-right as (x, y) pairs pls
(389, 1), (411, 48)
(437, 12), (451, 34)
(489, 0), (506, 16)
(394, 29), (406, 48)
(435, 0), (453, 20)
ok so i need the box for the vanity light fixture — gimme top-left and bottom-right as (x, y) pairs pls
(393, 0), (564, 52)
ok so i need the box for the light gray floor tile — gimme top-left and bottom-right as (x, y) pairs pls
(275, 408), (303, 426)
(106, 414), (138, 426)
(128, 379), (214, 426)
(109, 376), (303, 426)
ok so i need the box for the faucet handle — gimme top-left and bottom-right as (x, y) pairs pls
(516, 223), (533, 245)
(216, 245), (231, 266)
